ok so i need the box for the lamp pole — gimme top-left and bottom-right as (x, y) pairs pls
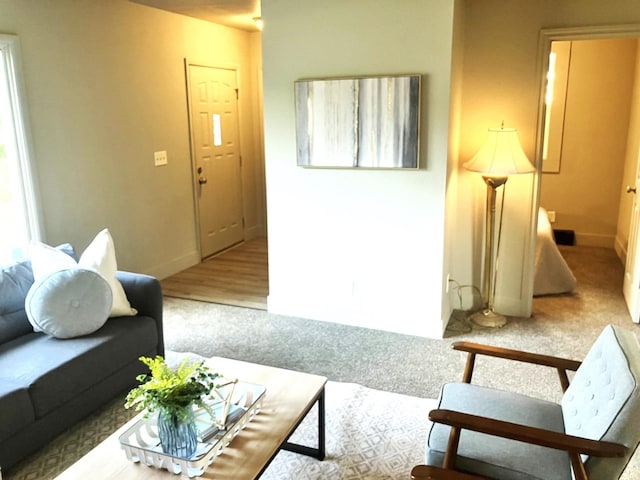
(472, 175), (508, 327)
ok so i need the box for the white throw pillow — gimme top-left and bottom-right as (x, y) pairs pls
(25, 268), (113, 338)
(30, 229), (137, 317)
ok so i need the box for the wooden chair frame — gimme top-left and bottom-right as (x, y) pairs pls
(411, 342), (627, 480)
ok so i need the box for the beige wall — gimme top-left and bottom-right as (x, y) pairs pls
(540, 39), (637, 248)
(262, 0), (456, 337)
(460, 0), (640, 316)
(0, 0), (265, 278)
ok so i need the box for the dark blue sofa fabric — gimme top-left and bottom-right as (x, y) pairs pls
(0, 379), (33, 441)
(0, 259), (35, 344)
(0, 316), (158, 418)
(0, 244), (76, 344)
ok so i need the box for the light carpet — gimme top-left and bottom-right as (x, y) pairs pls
(4, 379), (434, 480)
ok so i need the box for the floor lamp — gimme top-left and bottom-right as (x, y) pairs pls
(464, 126), (535, 327)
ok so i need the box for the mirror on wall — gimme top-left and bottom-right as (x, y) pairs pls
(542, 42), (571, 173)
(294, 74), (421, 169)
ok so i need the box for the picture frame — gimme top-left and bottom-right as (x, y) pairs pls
(294, 74), (421, 169)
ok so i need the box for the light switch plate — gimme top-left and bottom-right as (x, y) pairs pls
(548, 210), (556, 223)
(154, 150), (168, 166)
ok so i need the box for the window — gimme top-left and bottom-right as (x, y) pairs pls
(0, 34), (41, 265)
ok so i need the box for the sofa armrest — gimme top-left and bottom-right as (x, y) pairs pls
(116, 271), (164, 356)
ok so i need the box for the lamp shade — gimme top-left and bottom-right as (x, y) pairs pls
(464, 127), (535, 175)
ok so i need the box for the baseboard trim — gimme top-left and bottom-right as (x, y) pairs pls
(245, 224), (267, 239)
(614, 235), (627, 266)
(267, 292), (444, 339)
(145, 249), (200, 280)
(574, 232), (615, 248)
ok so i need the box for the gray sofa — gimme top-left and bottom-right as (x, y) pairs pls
(0, 250), (164, 471)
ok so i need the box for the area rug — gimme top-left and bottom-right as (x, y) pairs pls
(263, 381), (435, 479)
(4, 381), (435, 480)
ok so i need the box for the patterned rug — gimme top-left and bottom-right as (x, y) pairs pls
(5, 381), (435, 480)
(263, 382), (435, 479)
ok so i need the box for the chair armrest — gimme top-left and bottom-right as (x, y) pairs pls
(452, 342), (581, 390)
(116, 271), (164, 356)
(411, 465), (488, 479)
(452, 342), (581, 370)
(429, 409), (626, 458)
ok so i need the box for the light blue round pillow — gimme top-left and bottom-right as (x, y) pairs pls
(25, 268), (113, 339)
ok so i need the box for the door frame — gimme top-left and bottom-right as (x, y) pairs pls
(526, 24), (640, 310)
(184, 59), (245, 259)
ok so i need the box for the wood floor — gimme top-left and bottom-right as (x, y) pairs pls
(161, 237), (268, 310)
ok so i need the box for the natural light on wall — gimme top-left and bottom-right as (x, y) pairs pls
(542, 41), (571, 173)
(542, 51), (556, 162)
(0, 34), (41, 265)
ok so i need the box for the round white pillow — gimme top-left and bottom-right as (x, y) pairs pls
(25, 268), (113, 339)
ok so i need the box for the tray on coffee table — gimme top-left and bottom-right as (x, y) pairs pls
(118, 380), (266, 478)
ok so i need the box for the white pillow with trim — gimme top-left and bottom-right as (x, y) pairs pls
(30, 229), (137, 317)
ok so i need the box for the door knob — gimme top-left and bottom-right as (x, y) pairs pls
(627, 185), (637, 194)
(197, 166), (207, 184)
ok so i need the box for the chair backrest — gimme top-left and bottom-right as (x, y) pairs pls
(561, 324), (640, 479)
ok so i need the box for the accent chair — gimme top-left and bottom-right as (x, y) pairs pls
(411, 324), (640, 480)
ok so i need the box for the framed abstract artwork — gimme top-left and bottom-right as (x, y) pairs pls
(294, 74), (421, 169)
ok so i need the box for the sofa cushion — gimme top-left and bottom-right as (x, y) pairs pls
(0, 380), (35, 442)
(30, 229), (137, 317)
(0, 244), (77, 344)
(427, 382), (570, 480)
(0, 315), (159, 418)
(0, 259), (34, 344)
(25, 268), (113, 338)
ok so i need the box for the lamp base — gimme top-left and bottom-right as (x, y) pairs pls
(469, 309), (507, 328)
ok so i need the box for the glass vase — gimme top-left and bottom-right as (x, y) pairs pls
(157, 407), (198, 458)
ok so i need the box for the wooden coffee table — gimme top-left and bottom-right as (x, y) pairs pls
(55, 357), (327, 479)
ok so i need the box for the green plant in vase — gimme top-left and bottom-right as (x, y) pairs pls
(125, 355), (220, 458)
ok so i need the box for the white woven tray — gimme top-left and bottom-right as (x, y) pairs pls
(119, 381), (266, 477)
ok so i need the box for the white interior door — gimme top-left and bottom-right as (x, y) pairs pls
(188, 65), (244, 259)
(623, 162), (640, 323)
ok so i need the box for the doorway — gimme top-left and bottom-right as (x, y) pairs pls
(186, 63), (244, 259)
(535, 27), (640, 322)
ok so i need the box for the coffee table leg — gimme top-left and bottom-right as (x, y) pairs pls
(318, 387), (326, 459)
(282, 386), (326, 460)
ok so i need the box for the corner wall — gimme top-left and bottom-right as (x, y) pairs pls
(261, 0), (456, 338)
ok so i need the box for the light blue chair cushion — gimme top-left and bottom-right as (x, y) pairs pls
(562, 324), (640, 479)
(426, 382), (571, 480)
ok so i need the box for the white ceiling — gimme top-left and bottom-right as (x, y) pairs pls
(129, 0), (261, 32)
